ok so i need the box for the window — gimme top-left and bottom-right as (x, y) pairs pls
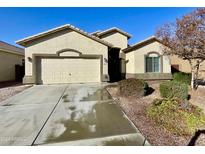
(146, 56), (160, 73)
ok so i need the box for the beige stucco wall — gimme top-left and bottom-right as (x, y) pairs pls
(170, 55), (205, 79)
(0, 50), (24, 82)
(24, 29), (108, 81)
(170, 55), (191, 72)
(125, 51), (135, 74)
(126, 41), (171, 74)
(101, 33), (128, 50)
(100, 32), (128, 74)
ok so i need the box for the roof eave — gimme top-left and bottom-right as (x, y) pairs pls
(0, 48), (24, 56)
(97, 28), (132, 39)
(123, 36), (162, 53)
(16, 24), (113, 47)
(99, 32), (132, 39)
(16, 24), (70, 46)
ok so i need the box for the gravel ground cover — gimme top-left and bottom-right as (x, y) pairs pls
(0, 81), (32, 103)
(106, 81), (205, 146)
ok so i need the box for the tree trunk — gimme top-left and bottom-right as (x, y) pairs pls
(191, 70), (195, 89)
(194, 62), (200, 89)
(189, 60), (195, 89)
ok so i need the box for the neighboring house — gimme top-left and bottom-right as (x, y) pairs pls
(123, 36), (172, 80)
(0, 41), (24, 82)
(16, 24), (171, 84)
(170, 55), (205, 79)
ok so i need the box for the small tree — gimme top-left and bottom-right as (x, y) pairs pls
(156, 8), (205, 89)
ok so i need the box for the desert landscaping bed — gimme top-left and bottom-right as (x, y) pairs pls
(106, 81), (205, 146)
(0, 81), (32, 103)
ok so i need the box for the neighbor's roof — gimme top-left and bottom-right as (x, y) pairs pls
(123, 36), (161, 53)
(92, 27), (132, 39)
(16, 24), (113, 47)
(0, 40), (24, 55)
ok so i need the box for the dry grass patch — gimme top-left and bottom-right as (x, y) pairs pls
(147, 99), (205, 136)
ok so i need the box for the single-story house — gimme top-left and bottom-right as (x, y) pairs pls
(0, 41), (24, 82)
(16, 24), (172, 84)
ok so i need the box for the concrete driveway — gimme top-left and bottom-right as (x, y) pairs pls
(0, 83), (149, 146)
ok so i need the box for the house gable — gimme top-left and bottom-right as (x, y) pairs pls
(16, 24), (113, 47)
(94, 27), (132, 39)
(125, 39), (172, 80)
(91, 27), (131, 50)
(24, 29), (109, 56)
(123, 36), (162, 53)
(100, 32), (128, 49)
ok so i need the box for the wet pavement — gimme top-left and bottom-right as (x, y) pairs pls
(0, 83), (149, 146)
(0, 85), (66, 145)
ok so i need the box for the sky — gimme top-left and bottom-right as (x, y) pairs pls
(0, 7), (196, 47)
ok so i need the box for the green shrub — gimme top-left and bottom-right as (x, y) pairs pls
(147, 99), (205, 136)
(173, 72), (191, 85)
(160, 81), (188, 100)
(118, 78), (149, 97)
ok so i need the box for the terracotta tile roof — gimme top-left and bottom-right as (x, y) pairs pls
(0, 40), (24, 55)
(16, 24), (113, 47)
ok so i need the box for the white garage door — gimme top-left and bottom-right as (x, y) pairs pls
(37, 58), (101, 84)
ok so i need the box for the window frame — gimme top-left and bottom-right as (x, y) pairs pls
(145, 52), (162, 73)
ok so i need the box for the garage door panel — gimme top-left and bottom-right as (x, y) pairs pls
(37, 58), (100, 84)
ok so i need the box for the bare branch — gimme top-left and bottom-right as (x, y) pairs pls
(156, 8), (205, 89)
